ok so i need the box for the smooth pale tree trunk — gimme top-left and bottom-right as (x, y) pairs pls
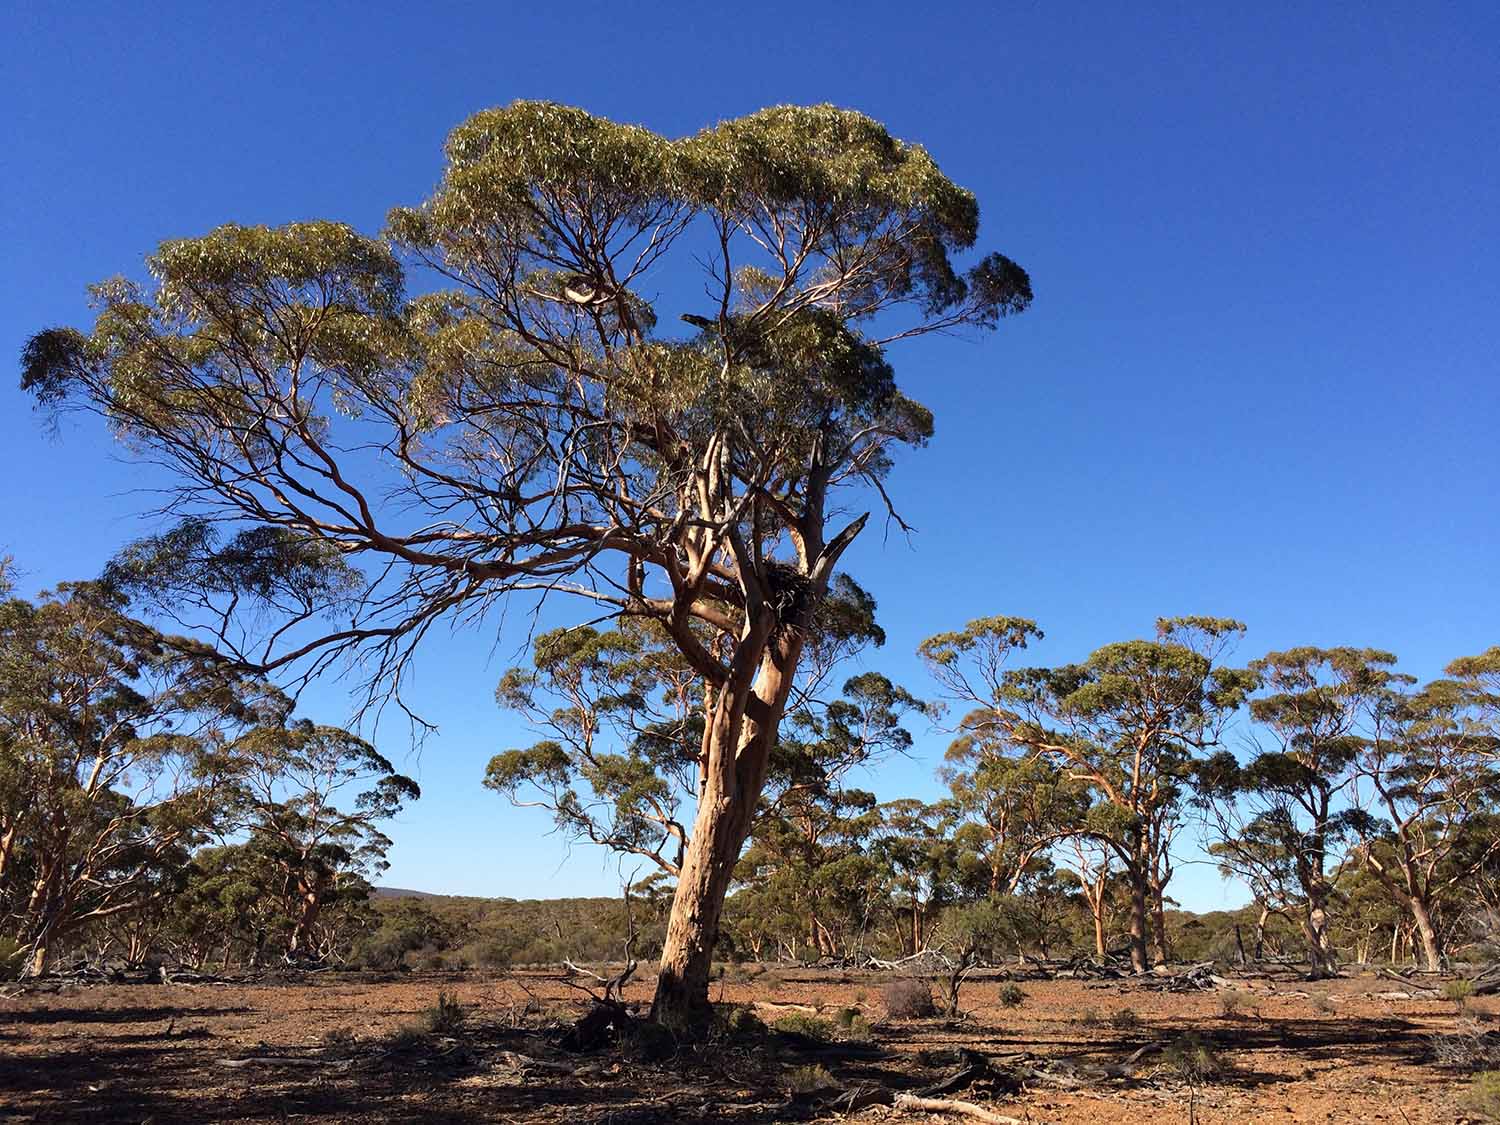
(287, 873), (331, 958)
(1077, 865), (1109, 960)
(1410, 898), (1443, 971)
(1302, 893), (1335, 978)
(1151, 894), (1170, 966)
(650, 627), (799, 1030)
(26, 936), (51, 978)
(21, 876), (66, 978)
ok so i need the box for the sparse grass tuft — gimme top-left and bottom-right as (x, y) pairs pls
(997, 983), (1026, 1009)
(420, 990), (468, 1035)
(320, 1026), (356, 1046)
(1109, 1007), (1141, 1030)
(785, 1063), (836, 1094)
(883, 978), (936, 1019)
(1165, 1032), (1229, 1084)
(386, 1024), (430, 1050)
(1446, 979), (1478, 1011)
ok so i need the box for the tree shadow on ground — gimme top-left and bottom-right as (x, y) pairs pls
(3, 1004), (250, 1025)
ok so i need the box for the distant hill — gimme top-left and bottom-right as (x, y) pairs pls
(372, 886), (518, 903)
(372, 886), (442, 900)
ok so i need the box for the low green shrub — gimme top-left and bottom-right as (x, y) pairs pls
(1468, 1071), (1500, 1120)
(785, 1063), (836, 1094)
(773, 1012), (834, 1040)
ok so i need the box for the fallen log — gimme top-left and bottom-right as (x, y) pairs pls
(916, 1049), (991, 1097)
(217, 1056), (349, 1070)
(893, 1093), (1023, 1124)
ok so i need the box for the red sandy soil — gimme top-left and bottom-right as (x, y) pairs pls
(0, 967), (1480, 1123)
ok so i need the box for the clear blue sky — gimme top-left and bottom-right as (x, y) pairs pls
(3, 4), (1496, 912)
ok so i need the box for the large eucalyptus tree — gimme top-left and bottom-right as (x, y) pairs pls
(23, 102), (1030, 1024)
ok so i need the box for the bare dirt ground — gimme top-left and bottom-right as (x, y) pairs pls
(0, 967), (1478, 1123)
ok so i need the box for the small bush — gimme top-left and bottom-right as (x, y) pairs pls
(1430, 1020), (1500, 1071)
(833, 1006), (861, 1029)
(773, 1012), (834, 1040)
(386, 1024), (429, 1050)
(844, 1014), (873, 1041)
(1218, 990), (1257, 1018)
(0, 937), (26, 980)
(1446, 979), (1478, 1010)
(883, 978), (936, 1018)
(785, 1063), (836, 1094)
(1165, 1033), (1228, 1084)
(997, 983), (1026, 1009)
(421, 990), (468, 1035)
(625, 1020), (677, 1062)
(1468, 1071), (1500, 1121)
(713, 1004), (766, 1039)
(1109, 1007), (1141, 1030)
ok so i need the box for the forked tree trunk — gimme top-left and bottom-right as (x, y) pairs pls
(650, 627), (799, 1030)
(287, 873), (330, 958)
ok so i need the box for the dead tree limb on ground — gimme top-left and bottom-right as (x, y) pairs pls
(892, 1093), (1023, 1124)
